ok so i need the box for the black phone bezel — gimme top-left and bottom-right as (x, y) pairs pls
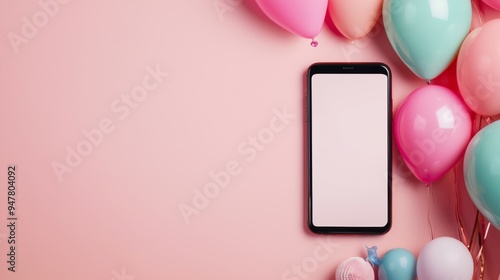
(307, 62), (392, 234)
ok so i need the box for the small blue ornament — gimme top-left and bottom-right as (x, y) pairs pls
(365, 246), (381, 266)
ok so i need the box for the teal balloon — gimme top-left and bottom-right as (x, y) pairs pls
(378, 248), (416, 280)
(383, 0), (471, 80)
(464, 121), (500, 229)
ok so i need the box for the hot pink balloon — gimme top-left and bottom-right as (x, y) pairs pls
(395, 85), (472, 184)
(482, 0), (500, 10)
(328, 0), (382, 39)
(256, 0), (328, 43)
(457, 19), (500, 116)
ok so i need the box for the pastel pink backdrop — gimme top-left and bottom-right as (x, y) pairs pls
(0, 1), (499, 279)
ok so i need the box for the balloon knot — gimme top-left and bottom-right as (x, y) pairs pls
(310, 39), (318, 47)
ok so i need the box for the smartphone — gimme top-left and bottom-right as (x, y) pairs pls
(307, 63), (392, 234)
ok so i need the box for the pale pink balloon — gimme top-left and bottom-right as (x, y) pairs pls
(256, 0), (328, 39)
(483, 0), (500, 10)
(457, 19), (500, 116)
(394, 85), (472, 184)
(328, 0), (382, 39)
(417, 237), (473, 280)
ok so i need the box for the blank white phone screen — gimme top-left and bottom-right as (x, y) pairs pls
(311, 73), (388, 227)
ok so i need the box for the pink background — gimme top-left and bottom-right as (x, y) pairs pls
(0, 1), (499, 279)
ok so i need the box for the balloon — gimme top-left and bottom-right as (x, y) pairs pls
(482, 0), (500, 10)
(394, 85), (472, 183)
(328, 0), (382, 40)
(416, 237), (473, 280)
(378, 248), (416, 280)
(383, 0), (472, 80)
(464, 120), (500, 229)
(432, 59), (460, 94)
(457, 19), (500, 116)
(336, 257), (374, 280)
(256, 0), (328, 42)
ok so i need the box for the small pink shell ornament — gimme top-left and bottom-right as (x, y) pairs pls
(335, 257), (374, 280)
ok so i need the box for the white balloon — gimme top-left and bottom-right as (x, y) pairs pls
(417, 237), (473, 280)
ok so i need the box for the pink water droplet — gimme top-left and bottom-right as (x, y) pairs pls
(310, 39), (318, 47)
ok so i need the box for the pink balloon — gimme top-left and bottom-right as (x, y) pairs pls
(394, 85), (472, 184)
(482, 0), (500, 10)
(256, 0), (328, 39)
(457, 19), (500, 116)
(328, 0), (382, 39)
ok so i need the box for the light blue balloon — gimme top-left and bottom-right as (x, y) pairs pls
(383, 0), (471, 80)
(378, 248), (416, 280)
(464, 121), (500, 229)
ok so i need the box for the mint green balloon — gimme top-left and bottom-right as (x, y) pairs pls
(464, 121), (500, 229)
(378, 248), (416, 280)
(383, 0), (471, 80)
